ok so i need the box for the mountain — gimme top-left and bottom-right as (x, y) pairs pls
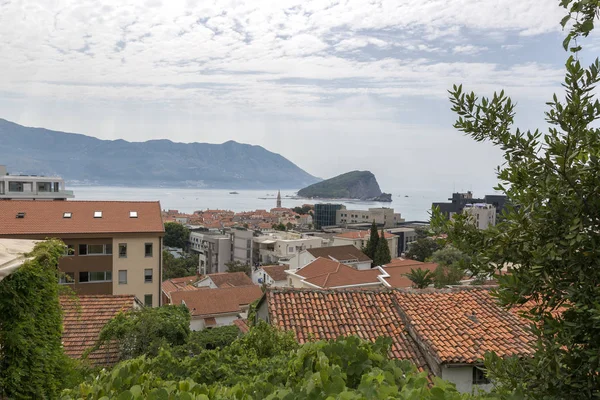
(297, 170), (391, 201)
(0, 119), (320, 189)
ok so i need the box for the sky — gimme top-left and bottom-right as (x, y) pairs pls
(1, 0), (598, 193)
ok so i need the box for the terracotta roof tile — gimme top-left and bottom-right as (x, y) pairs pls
(0, 201), (164, 236)
(205, 272), (254, 288)
(233, 318), (250, 333)
(60, 295), (137, 366)
(306, 245), (372, 263)
(171, 285), (262, 316)
(382, 262), (438, 288)
(294, 258), (383, 288)
(262, 265), (289, 282)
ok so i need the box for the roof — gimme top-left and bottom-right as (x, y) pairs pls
(385, 258), (425, 268)
(0, 201), (164, 236)
(335, 230), (395, 240)
(293, 257), (382, 288)
(60, 295), (137, 365)
(306, 245), (371, 263)
(162, 276), (202, 298)
(262, 265), (289, 282)
(171, 285), (262, 316)
(381, 261), (438, 288)
(203, 272), (254, 288)
(263, 288), (534, 370)
(233, 318), (250, 333)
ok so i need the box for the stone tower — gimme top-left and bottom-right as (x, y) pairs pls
(276, 190), (282, 208)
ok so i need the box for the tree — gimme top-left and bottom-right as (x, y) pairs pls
(162, 250), (198, 279)
(286, 222), (294, 231)
(373, 229), (392, 266)
(363, 221), (380, 259)
(272, 222), (286, 231)
(163, 222), (190, 249)
(405, 238), (442, 262)
(404, 268), (434, 289)
(225, 260), (251, 276)
(432, 2), (600, 396)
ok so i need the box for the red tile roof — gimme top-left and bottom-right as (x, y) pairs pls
(385, 258), (425, 268)
(381, 262), (438, 288)
(171, 285), (262, 317)
(60, 295), (137, 365)
(335, 230), (395, 240)
(205, 272), (254, 288)
(294, 257), (383, 288)
(233, 318), (250, 333)
(0, 201), (164, 236)
(262, 265), (289, 282)
(306, 245), (371, 263)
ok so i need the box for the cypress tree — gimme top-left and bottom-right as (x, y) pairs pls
(373, 229), (392, 266)
(363, 221), (379, 259)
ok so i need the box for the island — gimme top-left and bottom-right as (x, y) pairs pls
(297, 170), (392, 202)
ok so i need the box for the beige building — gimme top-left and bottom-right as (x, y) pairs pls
(336, 207), (404, 227)
(253, 231), (324, 265)
(332, 229), (399, 259)
(463, 203), (496, 230)
(0, 201), (164, 307)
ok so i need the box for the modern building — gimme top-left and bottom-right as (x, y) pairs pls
(432, 191), (507, 219)
(0, 200), (164, 307)
(253, 231), (324, 265)
(463, 203), (497, 230)
(386, 227), (417, 256)
(0, 165), (74, 200)
(336, 207), (404, 227)
(189, 231), (232, 274)
(313, 203), (345, 228)
(332, 230), (399, 259)
(230, 228), (253, 266)
(288, 245), (372, 270)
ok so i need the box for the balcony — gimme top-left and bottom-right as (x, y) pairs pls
(0, 189), (74, 200)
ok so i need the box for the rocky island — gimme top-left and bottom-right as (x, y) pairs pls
(297, 170), (392, 202)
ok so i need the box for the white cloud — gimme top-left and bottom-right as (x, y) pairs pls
(452, 45), (488, 55)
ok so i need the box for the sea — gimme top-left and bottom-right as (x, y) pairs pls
(71, 186), (487, 222)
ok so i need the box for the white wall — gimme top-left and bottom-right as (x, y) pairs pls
(189, 314), (240, 331)
(195, 277), (218, 289)
(441, 366), (493, 394)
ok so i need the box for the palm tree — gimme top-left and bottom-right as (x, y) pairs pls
(403, 268), (433, 289)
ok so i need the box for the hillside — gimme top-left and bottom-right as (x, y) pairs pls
(0, 119), (320, 189)
(297, 171), (391, 201)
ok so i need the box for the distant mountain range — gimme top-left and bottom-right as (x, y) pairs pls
(0, 119), (320, 189)
(298, 171), (391, 202)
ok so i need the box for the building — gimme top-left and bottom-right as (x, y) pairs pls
(336, 207), (404, 227)
(285, 257), (385, 289)
(313, 203), (345, 228)
(386, 227), (417, 256)
(0, 165), (74, 200)
(288, 245), (372, 270)
(463, 203), (497, 230)
(432, 191), (507, 220)
(276, 190), (282, 208)
(0, 201), (164, 307)
(257, 287), (535, 394)
(380, 259), (439, 288)
(60, 295), (141, 365)
(253, 231), (324, 265)
(194, 271), (254, 289)
(170, 285), (262, 331)
(252, 265), (289, 287)
(161, 275), (201, 304)
(231, 228), (253, 266)
(332, 230), (399, 259)
(189, 231), (232, 274)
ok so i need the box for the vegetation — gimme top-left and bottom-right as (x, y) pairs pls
(162, 250), (199, 279)
(224, 260), (251, 276)
(431, 1), (600, 396)
(297, 170), (383, 199)
(181, 326), (241, 354)
(373, 229), (392, 266)
(362, 221), (380, 260)
(292, 204), (313, 215)
(272, 222), (286, 231)
(0, 239), (76, 399)
(404, 268), (434, 289)
(429, 246), (469, 288)
(405, 237), (442, 262)
(163, 222), (190, 249)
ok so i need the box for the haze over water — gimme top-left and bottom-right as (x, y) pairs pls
(72, 186), (500, 222)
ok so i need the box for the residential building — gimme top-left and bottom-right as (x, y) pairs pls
(285, 257), (385, 289)
(433, 191), (507, 220)
(288, 245), (372, 270)
(230, 228), (253, 266)
(463, 203), (497, 230)
(332, 229), (399, 259)
(386, 227), (417, 256)
(194, 271), (254, 289)
(161, 275), (201, 305)
(313, 203), (345, 228)
(380, 259), (439, 288)
(0, 201), (164, 307)
(61, 294), (141, 365)
(257, 287), (535, 394)
(0, 165), (74, 200)
(336, 207), (404, 227)
(252, 265), (289, 287)
(171, 285), (262, 331)
(253, 231), (323, 265)
(189, 231), (232, 274)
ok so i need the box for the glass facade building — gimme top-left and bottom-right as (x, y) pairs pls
(313, 203), (344, 228)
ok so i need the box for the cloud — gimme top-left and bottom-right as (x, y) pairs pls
(452, 45), (488, 55)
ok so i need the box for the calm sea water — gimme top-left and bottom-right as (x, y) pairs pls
(71, 186), (473, 221)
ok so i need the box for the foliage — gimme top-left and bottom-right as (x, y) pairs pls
(86, 305), (191, 361)
(292, 205), (313, 215)
(405, 237), (442, 262)
(433, 1), (600, 396)
(224, 260), (251, 276)
(164, 222), (191, 249)
(432, 264), (465, 288)
(363, 221), (380, 260)
(272, 222), (286, 231)
(163, 250), (199, 279)
(404, 268), (434, 289)
(175, 326), (241, 355)
(373, 229), (392, 266)
(429, 246), (469, 288)
(286, 222), (294, 230)
(297, 170), (381, 199)
(0, 239), (74, 399)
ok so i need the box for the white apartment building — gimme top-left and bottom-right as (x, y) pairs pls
(253, 231), (324, 265)
(189, 231), (232, 274)
(336, 207), (404, 228)
(0, 165), (74, 200)
(231, 228), (253, 266)
(463, 203), (496, 230)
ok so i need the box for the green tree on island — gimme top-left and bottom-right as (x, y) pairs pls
(373, 229), (392, 266)
(431, 1), (600, 396)
(362, 221), (380, 260)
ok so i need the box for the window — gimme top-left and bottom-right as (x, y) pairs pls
(118, 270), (127, 284)
(59, 272), (74, 284)
(94, 211), (102, 218)
(119, 243), (127, 258)
(129, 211), (138, 218)
(472, 367), (491, 385)
(79, 271), (111, 283)
(145, 243), (153, 257)
(106, 244), (113, 254)
(63, 244), (75, 256)
(15, 212), (25, 219)
(144, 268), (153, 283)
(144, 294), (153, 307)
(78, 244), (111, 255)
(88, 244), (105, 255)
(79, 244), (87, 255)
(9, 182), (23, 192)
(63, 212), (72, 218)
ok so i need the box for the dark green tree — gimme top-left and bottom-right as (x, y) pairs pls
(162, 250), (199, 279)
(225, 260), (251, 276)
(405, 238), (442, 262)
(272, 223), (286, 231)
(403, 268), (434, 289)
(433, 1), (600, 396)
(286, 222), (294, 231)
(363, 221), (380, 259)
(373, 229), (392, 266)
(163, 222), (190, 249)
